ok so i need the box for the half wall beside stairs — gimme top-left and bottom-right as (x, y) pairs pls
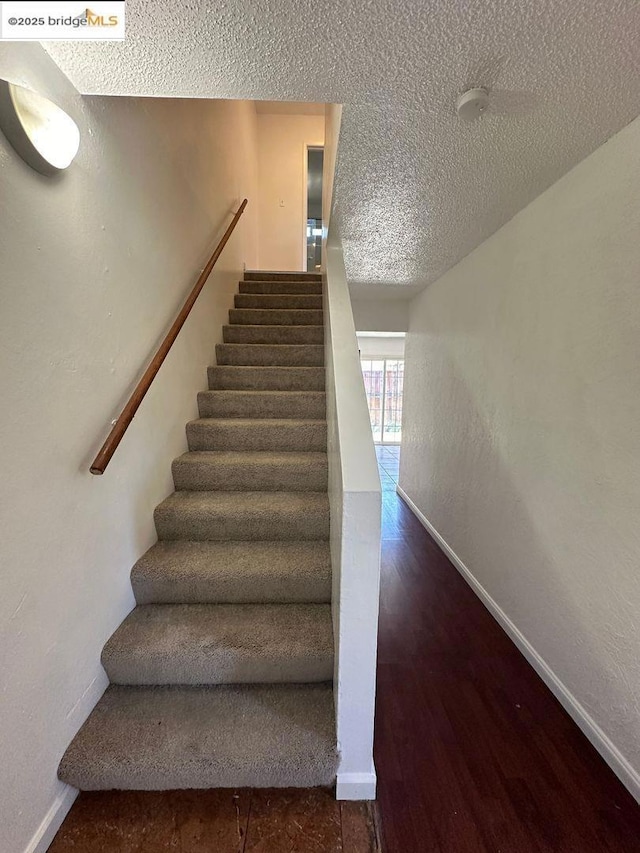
(324, 244), (382, 800)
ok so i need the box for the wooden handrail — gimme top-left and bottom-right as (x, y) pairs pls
(90, 199), (248, 475)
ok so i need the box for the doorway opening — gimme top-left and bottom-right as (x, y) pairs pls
(360, 357), (405, 445)
(305, 146), (324, 272)
(358, 332), (405, 446)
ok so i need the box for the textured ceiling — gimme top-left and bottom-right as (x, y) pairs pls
(45, 0), (640, 292)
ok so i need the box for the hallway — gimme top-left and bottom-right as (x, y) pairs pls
(374, 444), (400, 491)
(373, 453), (640, 852)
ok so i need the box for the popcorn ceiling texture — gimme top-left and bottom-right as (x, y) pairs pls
(45, 0), (640, 290)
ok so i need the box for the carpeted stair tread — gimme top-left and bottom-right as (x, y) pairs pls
(229, 308), (323, 326)
(172, 451), (328, 492)
(102, 603), (334, 685)
(234, 294), (323, 310)
(216, 343), (324, 367)
(58, 683), (337, 790)
(186, 418), (327, 452)
(198, 390), (326, 419)
(131, 540), (332, 604)
(154, 490), (330, 541)
(244, 271), (322, 281)
(239, 281), (322, 295)
(57, 268), (336, 794)
(208, 366), (325, 391)
(223, 324), (324, 344)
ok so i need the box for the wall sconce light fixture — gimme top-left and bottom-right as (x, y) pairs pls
(0, 79), (80, 175)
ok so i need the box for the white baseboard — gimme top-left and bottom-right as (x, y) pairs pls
(396, 485), (640, 804)
(24, 673), (106, 853)
(336, 770), (377, 800)
(25, 786), (78, 853)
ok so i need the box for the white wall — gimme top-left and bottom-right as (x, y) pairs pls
(256, 112), (324, 271)
(324, 244), (381, 800)
(0, 43), (258, 853)
(399, 114), (640, 800)
(356, 335), (405, 359)
(351, 297), (409, 333)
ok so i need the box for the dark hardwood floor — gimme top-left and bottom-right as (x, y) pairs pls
(374, 455), (640, 852)
(49, 788), (379, 852)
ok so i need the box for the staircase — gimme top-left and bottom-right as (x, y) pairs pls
(59, 271), (337, 791)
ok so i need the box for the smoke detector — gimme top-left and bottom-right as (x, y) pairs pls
(456, 88), (489, 121)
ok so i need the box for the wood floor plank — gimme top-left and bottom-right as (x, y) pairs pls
(48, 790), (251, 853)
(340, 802), (379, 853)
(243, 788), (342, 852)
(375, 484), (640, 853)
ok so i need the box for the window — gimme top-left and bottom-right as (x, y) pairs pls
(361, 358), (404, 444)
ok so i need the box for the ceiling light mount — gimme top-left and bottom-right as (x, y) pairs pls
(456, 88), (489, 122)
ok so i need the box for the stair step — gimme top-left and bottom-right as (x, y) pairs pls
(208, 366), (325, 392)
(215, 343), (324, 367)
(234, 294), (322, 310)
(58, 683), (337, 790)
(186, 418), (327, 452)
(229, 308), (323, 326)
(131, 540), (332, 604)
(172, 451), (328, 492)
(102, 603), (333, 686)
(154, 491), (330, 541)
(56, 270), (339, 796)
(198, 390), (326, 419)
(223, 324), (324, 344)
(239, 281), (322, 295)
(244, 271), (322, 282)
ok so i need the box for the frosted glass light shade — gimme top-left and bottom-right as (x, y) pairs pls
(0, 79), (80, 175)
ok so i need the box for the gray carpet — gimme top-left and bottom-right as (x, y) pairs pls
(198, 389), (326, 419)
(58, 272), (336, 791)
(154, 491), (330, 541)
(222, 323), (324, 344)
(234, 293), (323, 310)
(171, 450), (328, 492)
(186, 418), (327, 452)
(102, 603), (333, 685)
(59, 683), (336, 790)
(208, 365), (325, 391)
(229, 308), (324, 325)
(216, 343), (324, 366)
(239, 280), (322, 294)
(131, 541), (332, 604)
(244, 271), (322, 282)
